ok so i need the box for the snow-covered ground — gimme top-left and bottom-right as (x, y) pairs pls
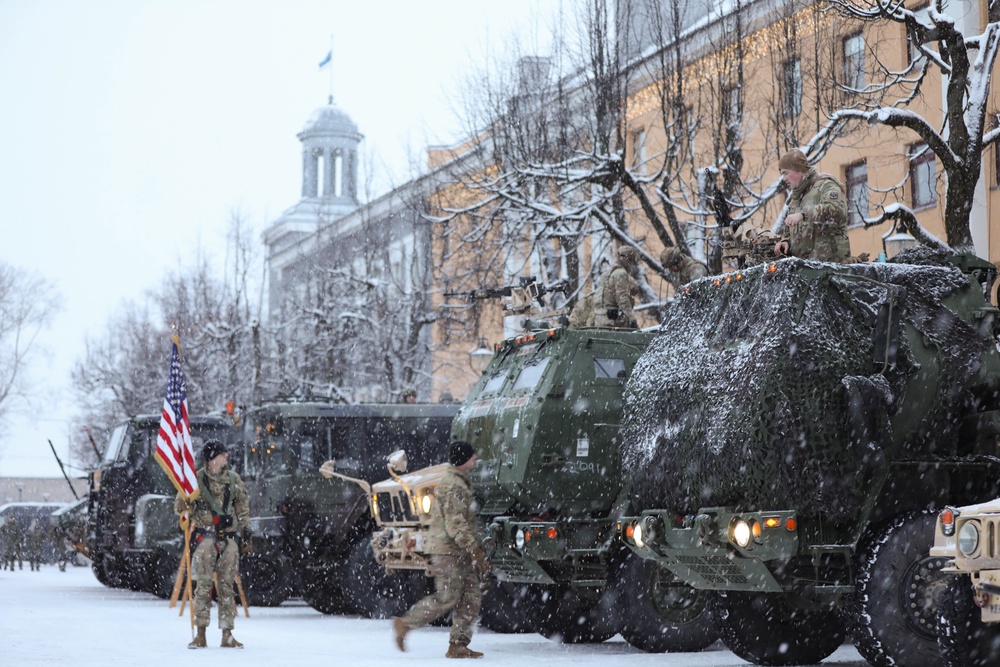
(1, 564), (869, 666)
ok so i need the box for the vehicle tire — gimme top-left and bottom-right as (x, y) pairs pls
(532, 585), (619, 644)
(148, 552), (179, 599)
(341, 538), (428, 618)
(479, 582), (540, 633)
(711, 591), (844, 666)
(937, 574), (1000, 667)
(609, 554), (717, 653)
(302, 568), (349, 615)
(241, 551), (291, 607)
(92, 559), (112, 587)
(848, 511), (947, 667)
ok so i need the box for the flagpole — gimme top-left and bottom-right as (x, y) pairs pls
(328, 34), (334, 103)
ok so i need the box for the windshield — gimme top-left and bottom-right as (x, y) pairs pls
(100, 424), (128, 466)
(513, 357), (550, 391)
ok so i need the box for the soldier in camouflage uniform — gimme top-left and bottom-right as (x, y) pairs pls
(2, 515), (24, 570)
(660, 246), (709, 291)
(26, 519), (45, 571)
(175, 440), (251, 649)
(393, 441), (490, 659)
(593, 246), (640, 329)
(773, 148), (851, 262)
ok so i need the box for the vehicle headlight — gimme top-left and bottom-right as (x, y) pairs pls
(958, 522), (980, 556)
(371, 495), (379, 518)
(515, 528), (525, 549)
(633, 522), (645, 548)
(731, 518), (751, 548)
(420, 494), (432, 515)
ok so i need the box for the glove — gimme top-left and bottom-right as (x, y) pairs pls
(240, 529), (253, 556)
(472, 550), (491, 579)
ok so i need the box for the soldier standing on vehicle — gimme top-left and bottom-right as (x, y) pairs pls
(660, 246), (709, 290)
(175, 440), (251, 649)
(2, 515), (24, 570)
(402, 387), (417, 404)
(393, 441), (490, 659)
(26, 519), (45, 571)
(773, 148), (851, 262)
(593, 246), (640, 329)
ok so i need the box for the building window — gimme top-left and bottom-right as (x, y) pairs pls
(783, 58), (802, 118)
(843, 32), (865, 93)
(909, 143), (936, 209)
(631, 128), (646, 173)
(724, 85), (740, 124)
(845, 161), (868, 228)
(907, 5), (931, 70)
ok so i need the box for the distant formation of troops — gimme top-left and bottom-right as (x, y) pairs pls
(2, 515), (48, 571)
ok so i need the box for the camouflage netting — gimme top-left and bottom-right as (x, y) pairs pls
(622, 251), (992, 523)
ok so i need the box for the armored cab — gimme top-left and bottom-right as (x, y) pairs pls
(239, 399), (456, 614)
(620, 251), (1000, 666)
(931, 499), (1000, 667)
(87, 413), (239, 597)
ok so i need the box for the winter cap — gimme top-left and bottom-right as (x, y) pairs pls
(449, 441), (476, 467)
(202, 439), (228, 463)
(778, 148), (809, 173)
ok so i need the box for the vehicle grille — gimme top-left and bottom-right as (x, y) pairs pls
(376, 491), (416, 523)
(672, 553), (749, 586)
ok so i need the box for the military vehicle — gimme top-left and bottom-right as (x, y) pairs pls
(367, 276), (719, 649)
(618, 251), (1000, 666)
(931, 498), (1000, 666)
(87, 413), (239, 597)
(239, 399), (456, 614)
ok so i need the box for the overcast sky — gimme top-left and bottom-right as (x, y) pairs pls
(0, 0), (559, 480)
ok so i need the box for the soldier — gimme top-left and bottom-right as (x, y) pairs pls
(26, 518), (45, 571)
(175, 440), (251, 649)
(2, 515), (24, 571)
(773, 148), (851, 262)
(402, 387), (417, 404)
(567, 282), (598, 329)
(593, 246), (640, 329)
(660, 246), (709, 290)
(393, 441), (490, 659)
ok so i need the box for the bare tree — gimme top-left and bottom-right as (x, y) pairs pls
(0, 261), (60, 434)
(825, 0), (1000, 252)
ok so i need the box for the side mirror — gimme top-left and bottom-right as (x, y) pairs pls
(387, 450), (408, 474)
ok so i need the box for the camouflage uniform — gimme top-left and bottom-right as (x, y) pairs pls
(401, 465), (485, 648)
(26, 519), (45, 571)
(2, 516), (24, 570)
(593, 262), (639, 329)
(661, 247), (709, 290)
(175, 465), (250, 631)
(567, 286), (598, 328)
(780, 169), (850, 261)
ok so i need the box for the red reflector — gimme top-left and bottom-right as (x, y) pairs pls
(547, 528), (557, 539)
(785, 518), (797, 531)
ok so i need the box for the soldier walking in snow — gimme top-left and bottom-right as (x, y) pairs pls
(2, 515), (24, 570)
(393, 441), (490, 659)
(175, 440), (251, 649)
(773, 148), (851, 262)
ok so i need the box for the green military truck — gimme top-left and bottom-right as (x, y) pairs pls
(240, 399), (456, 614)
(87, 413), (239, 597)
(618, 251), (1000, 666)
(367, 278), (717, 649)
(931, 497), (1000, 666)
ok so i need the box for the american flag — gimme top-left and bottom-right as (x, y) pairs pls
(153, 335), (198, 499)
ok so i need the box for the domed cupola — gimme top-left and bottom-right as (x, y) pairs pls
(298, 96), (363, 207)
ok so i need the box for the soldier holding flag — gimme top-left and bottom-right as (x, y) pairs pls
(154, 335), (251, 649)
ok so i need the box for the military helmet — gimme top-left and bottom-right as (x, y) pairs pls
(661, 246), (683, 268)
(617, 246), (639, 265)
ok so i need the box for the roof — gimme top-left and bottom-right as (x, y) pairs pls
(299, 102), (361, 138)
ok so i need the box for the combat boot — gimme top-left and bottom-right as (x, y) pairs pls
(187, 626), (207, 649)
(392, 616), (409, 652)
(221, 629), (243, 648)
(445, 644), (484, 659)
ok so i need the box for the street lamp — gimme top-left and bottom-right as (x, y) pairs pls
(468, 339), (494, 374)
(881, 219), (919, 259)
(15, 482), (24, 502)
